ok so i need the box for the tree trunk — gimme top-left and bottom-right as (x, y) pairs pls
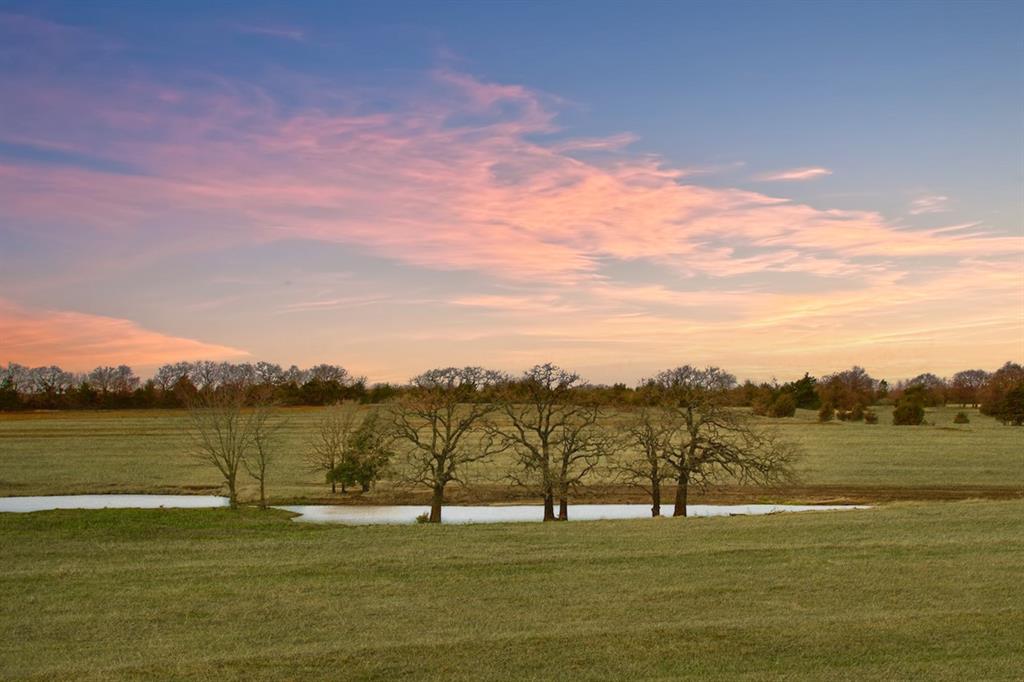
(429, 484), (444, 523)
(673, 473), (688, 517)
(330, 479), (336, 494)
(259, 477), (266, 510)
(361, 481), (370, 492)
(558, 494), (568, 521)
(542, 492), (556, 521)
(651, 481), (661, 517)
(227, 475), (238, 509)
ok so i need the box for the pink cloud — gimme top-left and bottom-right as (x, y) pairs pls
(755, 166), (833, 181)
(0, 37), (1020, 380)
(0, 299), (248, 371)
(0, 66), (1016, 286)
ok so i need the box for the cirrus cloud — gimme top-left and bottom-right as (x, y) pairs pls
(755, 166), (833, 181)
(0, 16), (1020, 379)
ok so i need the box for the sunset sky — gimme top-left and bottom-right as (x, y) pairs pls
(1, 1), (1022, 384)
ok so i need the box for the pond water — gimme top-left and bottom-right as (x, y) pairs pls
(0, 494), (230, 513)
(0, 496), (869, 523)
(276, 503), (869, 525)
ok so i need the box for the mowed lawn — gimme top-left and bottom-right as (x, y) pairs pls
(0, 500), (1021, 680)
(0, 406), (1021, 501)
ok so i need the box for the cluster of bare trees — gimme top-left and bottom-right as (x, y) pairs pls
(185, 388), (283, 508)
(182, 363), (798, 521)
(180, 360), (1022, 517)
(389, 364), (798, 523)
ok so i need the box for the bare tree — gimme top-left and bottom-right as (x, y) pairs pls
(185, 388), (253, 508)
(492, 363), (588, 521)
(617, 405), (680, 517)
(307, 402), (361, 494)
(648, 366), (798, 516)
(551, 406), (612, 520)
(243, 400), (284, 509)
(391, 367), (505, 523)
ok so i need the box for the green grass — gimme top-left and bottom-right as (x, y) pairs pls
(0, 406), (1021, 501)
(1, 500), (1021, 680)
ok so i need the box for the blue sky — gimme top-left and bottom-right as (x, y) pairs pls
(1, 1), (1021, 382)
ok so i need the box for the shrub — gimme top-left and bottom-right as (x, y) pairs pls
(836, 409), (850, 422)
(849, 403), (865, 421)
(980, 362), (1024, 425)
(750, 395), (771, 417)
(768, 393), (796, 418)
(863, 410), (878, 424)
(953, 411), (970, 424)
(892, 399), (925, 425)
(817, 402), (834, 422)
(415, 512), (430, 524)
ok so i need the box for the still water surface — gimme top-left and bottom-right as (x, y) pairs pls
(277, 503), (869, 525)
(0, 496), (869, 523)
(0, 494), (229, 512)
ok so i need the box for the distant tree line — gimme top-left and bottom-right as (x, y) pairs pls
(2, 359), (1021, 425)
(0, 361), (397, 410)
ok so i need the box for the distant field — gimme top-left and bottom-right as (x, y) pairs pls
(1, 499), (1021, 680)
(0, 406), (1020, 502)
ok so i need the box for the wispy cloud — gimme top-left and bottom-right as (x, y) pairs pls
(756, 166), (833, 181)
(0, 18), (1019, 378)
(232, 23), (306, 42)
(909, 194), (950, 215)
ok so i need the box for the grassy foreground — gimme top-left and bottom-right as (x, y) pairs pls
(0, 406), (1021, 502)
(1, 500), (1022, 680)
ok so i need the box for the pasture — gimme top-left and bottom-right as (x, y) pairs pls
(1, 499), (1021, 680)
(0, 405), (1020, 504)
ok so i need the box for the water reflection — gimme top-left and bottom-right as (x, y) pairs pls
(277, 503), (869, 525)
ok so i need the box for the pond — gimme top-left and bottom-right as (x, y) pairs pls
(276, 503), (869, 525)
(0, 494), (230, 513)
(0, 496), (869, 523)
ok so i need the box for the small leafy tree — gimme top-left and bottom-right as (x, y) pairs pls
(768, 393), (796, 418)
(952, 411), (970, 424)
(892, 398), (925, 425)
(308, 402), (360, 493)
(330, 409), (391, 492)
(818, 402), (834, 422)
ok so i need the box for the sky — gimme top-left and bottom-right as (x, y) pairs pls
(1, 0), (1022, 384)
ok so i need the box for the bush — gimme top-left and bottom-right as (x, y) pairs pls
(849, 403), (865, 421)
(892, 399), (925, 425)
(817, 402), (834, 422)
(953, 411), (970, 424)
(863, 410), (878, 424)
(836, 409), (850, 422)
(768, 393), (796, 418)
(415, 512), (430, 524)
(750, 395), (771, 417)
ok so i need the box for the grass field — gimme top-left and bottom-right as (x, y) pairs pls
(0, 406), (1021, 503)
(1, 407), (1021, 680)
(1, 499), (1021, 680)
